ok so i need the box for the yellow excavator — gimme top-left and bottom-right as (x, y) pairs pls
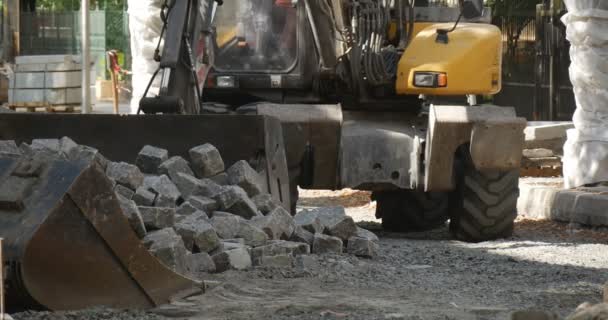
(0, 0), (525, 312)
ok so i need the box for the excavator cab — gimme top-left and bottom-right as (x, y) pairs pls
(204, 0), (496, 107)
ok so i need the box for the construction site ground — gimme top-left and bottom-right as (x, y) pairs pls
(13, 187), (608, 320)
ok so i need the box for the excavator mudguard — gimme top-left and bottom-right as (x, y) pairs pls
(425, 105), (526, 191)
(0, 154), (198, 311)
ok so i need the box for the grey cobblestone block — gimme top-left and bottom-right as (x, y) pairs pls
(252, 194), (279, 215)
(189, 144), (225, 178)
(174, 212), (219, 253)
(294, 210), (325, 234)
(106, 162), (144, 190)
(251, 207), (295, 240)
(133, 187), (156, 206)
(347, 236), (378, 258)
(185, 252), (216, 274)
(0, 140), (21, 157)
(114, 184), (135, 200)
(210, 215), (242, 239)
(117, 194), (147, 239)
(313, 233), (343, 255)
(316, 207), (357, 241)
(212, 247), (252, 272)
(139, 206), (176, 231)
(188, 195), (219, 213)
(159, 156), (195, 180)
(250, 240), (310, 265)
(135, 145), (169, 174)
(227, 160), (265, 197)
(289, 226), (314, 246)
(236, 220), (268, 247)
(143, 228), (187, 274)
(214, 186), (258, 219)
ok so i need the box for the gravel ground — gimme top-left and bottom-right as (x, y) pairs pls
(12, 188), (608, 320)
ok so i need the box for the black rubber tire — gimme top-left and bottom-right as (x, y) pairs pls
(373, 190), (449, 232)
(449, 159), (520, 242)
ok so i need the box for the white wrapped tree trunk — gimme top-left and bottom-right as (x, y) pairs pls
(562, 0), (608, 188)
(128, 0), (164, 114)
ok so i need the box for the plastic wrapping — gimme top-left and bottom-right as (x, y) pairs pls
(128, 0), (164, 114)
(562, 0), (608, 188)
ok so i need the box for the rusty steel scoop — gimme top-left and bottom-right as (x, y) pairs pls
(0, 154), (200, 311)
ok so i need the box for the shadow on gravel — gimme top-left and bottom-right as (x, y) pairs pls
(371, 219), (608, 245)
(373, 227), (608, 316)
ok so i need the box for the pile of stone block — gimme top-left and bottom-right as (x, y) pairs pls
(8, 55), (96, 108)
(0, 138), (380, 279)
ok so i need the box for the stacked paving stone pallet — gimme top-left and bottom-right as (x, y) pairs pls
(0, 138), (379, 279)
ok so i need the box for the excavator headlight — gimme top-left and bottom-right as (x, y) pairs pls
(413, 72), (447, 88)
(216, 76), (237, 88)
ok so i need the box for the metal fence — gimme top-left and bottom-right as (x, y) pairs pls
(493, 6), (574, 121)
(19, 10), (130, 79)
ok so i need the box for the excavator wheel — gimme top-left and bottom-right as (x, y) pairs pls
(373, 190), (449, 232)
(449, 148), (520, 242)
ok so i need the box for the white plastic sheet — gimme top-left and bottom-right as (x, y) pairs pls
(128, 0), (164, 114)
(562, 0), (608, 188)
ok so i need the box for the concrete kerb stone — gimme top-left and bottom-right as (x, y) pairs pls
(517, 178), (608, 227)
(524, 122), (574, 142)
